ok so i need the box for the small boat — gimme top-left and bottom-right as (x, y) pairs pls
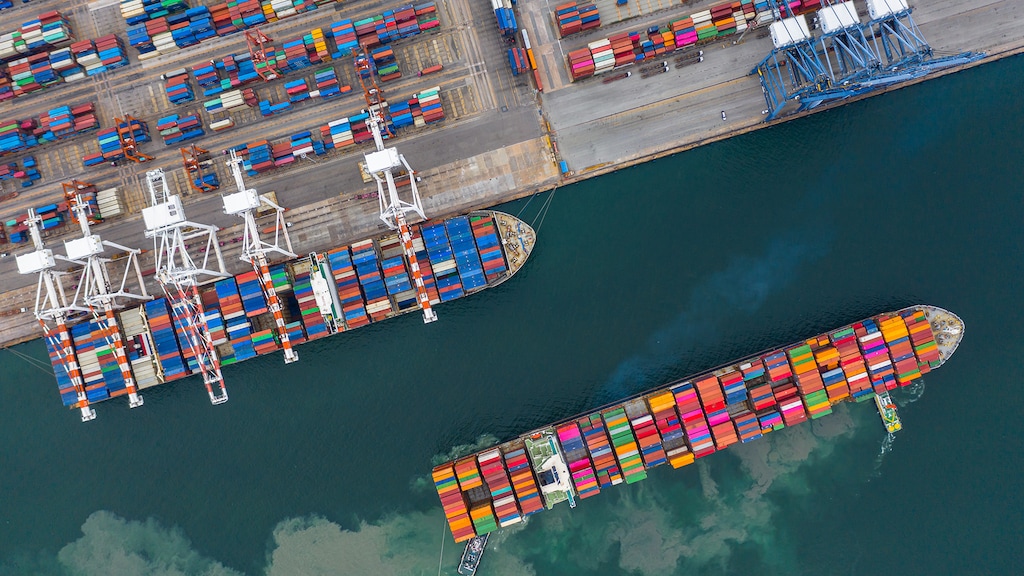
(458, 533), (488, 576)
(875, 391), (902, 433)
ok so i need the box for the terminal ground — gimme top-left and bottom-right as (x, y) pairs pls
(0, 0), (1021, 347)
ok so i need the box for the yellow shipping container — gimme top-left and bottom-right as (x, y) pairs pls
(470, 504), (494, 519)
(668, 452), (695, 468)
(647, 391), (675, 412)
(449, 516), (473, 530)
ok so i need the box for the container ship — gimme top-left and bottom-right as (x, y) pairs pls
(44, 211), (535, 411)
(432, 306), (964, 543)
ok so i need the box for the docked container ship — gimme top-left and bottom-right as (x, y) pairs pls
(44, 211), (535, 411)
(433, 306), (964, 543)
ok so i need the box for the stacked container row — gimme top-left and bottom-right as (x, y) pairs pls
(567, 0), (760, 80)
(432, 463), (476, 543)
(478, 449), (523, 527)
(556, 422), (600, 499)
(469, 213), (507, 282)
(554, 2), (600, 38)
(578, 412), (624, 486)
(645, 390), (694, 467)
(70, 319), (127, 403)
(351, 239), (393, 321)
(503, 441), (545, 516)
(144, 298), (189, 381)
(0, 102), (98, 156)
(155, 112), (203, 145)
(421, 221), (461, 302)
(0, 11), (73, 63)
(602, 406), (646, 484)
(327, 247), (370, 329)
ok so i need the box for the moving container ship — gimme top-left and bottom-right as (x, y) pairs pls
(44, 211), (535, 411)
(433, 305), (964, 543)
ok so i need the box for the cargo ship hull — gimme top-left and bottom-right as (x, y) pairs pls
(45, 211), (535, 411)
(432, 306), (964, 543)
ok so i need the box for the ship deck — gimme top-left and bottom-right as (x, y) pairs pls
(920, 306), (965, 367)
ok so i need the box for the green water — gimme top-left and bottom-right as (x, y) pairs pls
(1, 56), (1022, 575)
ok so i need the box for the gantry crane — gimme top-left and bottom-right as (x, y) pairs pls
(141, 168), (230, 404)
(16, 208), (97, 421)
(751, 0), (983, 120)
(245, 28), (279, 81)
(355, 53), (436, 323)
(222, 150), (299, 363)
(181, 145), (219, 193)
(113, 115), (154, 163)
(62, 180), (102, 225)
(63, 191), (152, 410)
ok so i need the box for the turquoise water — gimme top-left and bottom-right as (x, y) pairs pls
(1, 55), (1022, 575)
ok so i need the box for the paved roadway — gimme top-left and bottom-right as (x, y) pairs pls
(529, 0), (1024, 175)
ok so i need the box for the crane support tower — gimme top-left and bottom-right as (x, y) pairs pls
(114, 115), (154, 163)
(751, 0), (983, 121)
(62, 180), (103, 225)
(355, 53), (436, 324)
(16, 208), (96, 421)
(223, 150), (299, 364)
(246, 28), (279, 81)
(142, 168), (230, 404)
(64, 192), (152, 410)
(181, 145), (219, 193)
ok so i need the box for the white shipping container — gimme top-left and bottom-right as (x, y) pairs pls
(433, 260), (457, 274)
(366, 301), (391, 313)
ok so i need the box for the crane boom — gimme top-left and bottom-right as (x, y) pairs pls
(142, 168), (229, 404)
(223, 150), (299, 363)
(17, 208), (96, 421)
(64, 190), (151, 409)
(358, 53), (436, 324)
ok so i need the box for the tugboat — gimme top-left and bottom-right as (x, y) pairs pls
(875, 391), (902, 433)
(458, 533), (488, 576)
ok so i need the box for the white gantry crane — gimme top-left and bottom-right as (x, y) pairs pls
(63, 191), (152, 411)
(356, 54), (436, 323)
(141, 168), (230, 404)
(16, 208), (96, 421)
(223, 150), (299, 364)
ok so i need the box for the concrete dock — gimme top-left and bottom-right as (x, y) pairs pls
(0, 0), (1021, 350)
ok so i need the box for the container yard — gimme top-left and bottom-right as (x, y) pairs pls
(0, 0), (1017, 411)
(433, 305), (965, 543)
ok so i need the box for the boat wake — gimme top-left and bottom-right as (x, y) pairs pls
(871, 381), (926, 478)
(430, 434), (501, 466)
